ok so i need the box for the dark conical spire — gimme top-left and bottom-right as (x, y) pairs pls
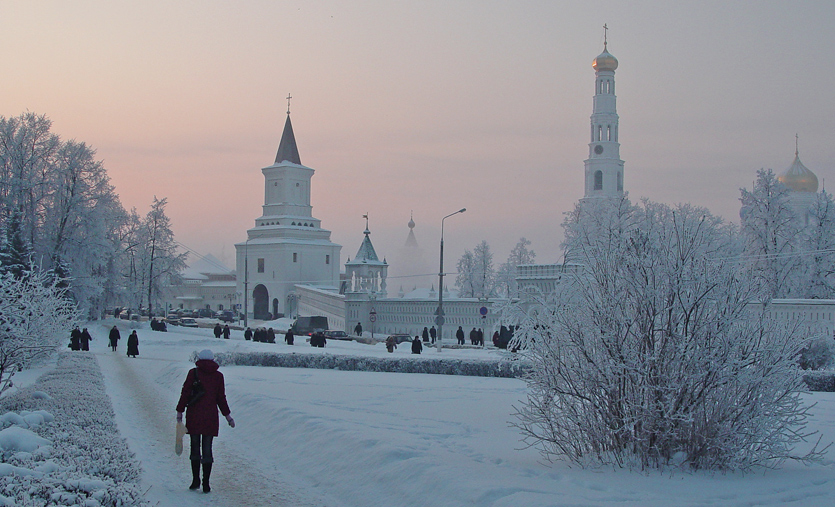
(275, 114), (301, 165)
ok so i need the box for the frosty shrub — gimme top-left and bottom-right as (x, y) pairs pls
(0, 267), (78, 395)
(508, 197), (823, 471)
(797, 336), (835, 371)
(207, 351), (531, 378)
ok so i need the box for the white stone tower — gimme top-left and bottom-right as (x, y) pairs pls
(778, 135), (819, 227)
(584, 27), (625, 198)
(235, 100), (341, 321)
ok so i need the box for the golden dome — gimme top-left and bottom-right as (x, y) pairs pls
(593, 45), (618, 72)
(778, 154), (818, 193)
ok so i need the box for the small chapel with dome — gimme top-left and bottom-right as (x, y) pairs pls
(778, 137), (820, 226)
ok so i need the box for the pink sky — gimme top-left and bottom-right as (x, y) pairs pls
(2, 1), (833, 274)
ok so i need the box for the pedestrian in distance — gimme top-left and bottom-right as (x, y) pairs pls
(285, 328), (294, 345)
(222, 325), (230, 340)
(176, 349), (234, 493)
(244, 327), (252, 341)
(127, 330), (139, 358)
(69, 327), (81, 351)
(429, 326), (437, 344)
(422, 327), (430, 343)
(354, 322), (363, 336)
(213, 323), (222, 339)
(267, 328), (276, 344)
(411, 336), (423, 354)
(456, 326), (465, 346)
(108, 325), (119, 351)
(79, 328), (93, 351)
(385, 335), (397, 353)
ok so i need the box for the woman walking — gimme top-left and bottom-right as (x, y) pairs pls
(176, 349), (235, 493)
(126, 330), (139, 358)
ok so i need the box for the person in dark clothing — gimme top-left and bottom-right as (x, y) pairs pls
(127, 330), (139, 358)
(429, 326), (437, 344)
(108, 326), (119, 351)
(69, 327), (81, 351)
(470, 328), (478, 345)
(310, 332), (326, 347)
(411, 336), (423, 354)
(385, 335), (397, 353)
(477, 328), (484, 346)
(285, 328), (294, 345)
(266, 328), (276, 344)
(456, 326), (465, 345)
(213, 323), (222, 339)
(422, 327), (430, 343)
(492, 330), (500, 348)
(222, 325), (230, 340)
(354, 322), (363, 336)
(176, 350), (234, 493)
(244, 327), (252, 341)
(79, 328), (93, 351)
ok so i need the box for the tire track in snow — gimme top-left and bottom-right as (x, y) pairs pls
(93, 324), (316, 506)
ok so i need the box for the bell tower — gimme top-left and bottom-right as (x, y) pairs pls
(584, 25), (625, 198)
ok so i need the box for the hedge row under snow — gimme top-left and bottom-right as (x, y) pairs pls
(212, 351), (532, 378)
(0, 353), (148, 506)
(802, 372), (835, 392)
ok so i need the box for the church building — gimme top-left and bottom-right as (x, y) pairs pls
(234, 108), (341, 321)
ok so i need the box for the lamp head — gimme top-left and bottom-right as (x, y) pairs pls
(458, 208), (466, 213)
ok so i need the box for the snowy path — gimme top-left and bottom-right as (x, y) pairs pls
(91, 323), (328, 507)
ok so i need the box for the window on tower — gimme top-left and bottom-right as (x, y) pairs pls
(617, 172), (623, 192)
(594, 171), (603, 191)
(257, 258), (265, 273)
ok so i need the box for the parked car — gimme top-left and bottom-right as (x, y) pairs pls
(216, 310), (236, 323)
(165, 313), (180, 326)
(290, 316), (329, 336)
(179, 318), (198, 328)
(386, 333), (412, 344)
(323, 330), (349, 340)
(197, 308), (214, 318)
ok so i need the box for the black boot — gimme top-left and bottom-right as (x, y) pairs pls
(189, 460), (200, 490)
(202, 462), (212, 493)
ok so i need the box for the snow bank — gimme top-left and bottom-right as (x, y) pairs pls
(0, 353), (148, 506)
(210, 350), (531, 378)
(803, 371), (835, 392)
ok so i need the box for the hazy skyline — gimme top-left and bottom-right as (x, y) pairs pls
(3, 1), (833, 274)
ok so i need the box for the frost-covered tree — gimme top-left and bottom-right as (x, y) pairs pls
(455, 241), (494, 298)
(455, 250), (475, 297)
(496, 237), (536, 297)
(0, 265), (78, 394)
(739, 169), (803, 298)
(799, 190), (835, 298)
(136, 197), (186, 316)
(0, 206), (34, 279)
(508, 197), (822, 471)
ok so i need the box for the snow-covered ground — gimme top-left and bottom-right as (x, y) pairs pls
(20, 320), (835, 506)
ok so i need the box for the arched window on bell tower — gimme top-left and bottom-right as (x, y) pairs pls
(594, 171), (603, 191)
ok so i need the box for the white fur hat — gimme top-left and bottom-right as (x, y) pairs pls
(197, 349), (214, 361)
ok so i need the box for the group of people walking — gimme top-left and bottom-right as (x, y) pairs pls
(68, 325), (139, 357)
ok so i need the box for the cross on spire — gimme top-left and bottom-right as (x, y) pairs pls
(363, 213), (370, 234)
(286, 93), (292, 115)
(603, 23), (608, 49)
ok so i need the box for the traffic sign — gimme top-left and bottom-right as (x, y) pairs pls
(434, 315), (445, 326)
(479, 306), (488, 316)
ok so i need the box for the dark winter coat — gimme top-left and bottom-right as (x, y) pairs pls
(267, 328), (276, 343)
(422, 327), (429, 342)
(244, 328), (252, 341)
(69, 329), (81, 351)
(456, 327), (465, 344)
(176, 359), (231, 437)
(354, 323), (362, 336)
(80, 329), (93, 351)
(285, 329), (294, 345)
(213, 324), (222, 339)
(223, 325), (230, 339)
(411, 337), (423, 354)
(108, 327), (120, 348)
(429, 326), (436, 340)
(127, 332), (139, 357)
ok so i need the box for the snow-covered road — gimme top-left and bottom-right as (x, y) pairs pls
(87, 319), (835, 507)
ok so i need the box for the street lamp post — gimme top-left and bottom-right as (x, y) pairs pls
(243, 238), (249, 328)
(437, 208), (466, 352)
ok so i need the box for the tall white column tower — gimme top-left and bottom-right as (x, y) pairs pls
(584, 27), (624, 198)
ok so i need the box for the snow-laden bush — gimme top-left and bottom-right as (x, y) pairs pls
(0, 353), (148, 506)
(206, 351), (531, 378)
(508, 198), (826, 471)
(798, 336), (835, 370)
(0, 266), (79, 395)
